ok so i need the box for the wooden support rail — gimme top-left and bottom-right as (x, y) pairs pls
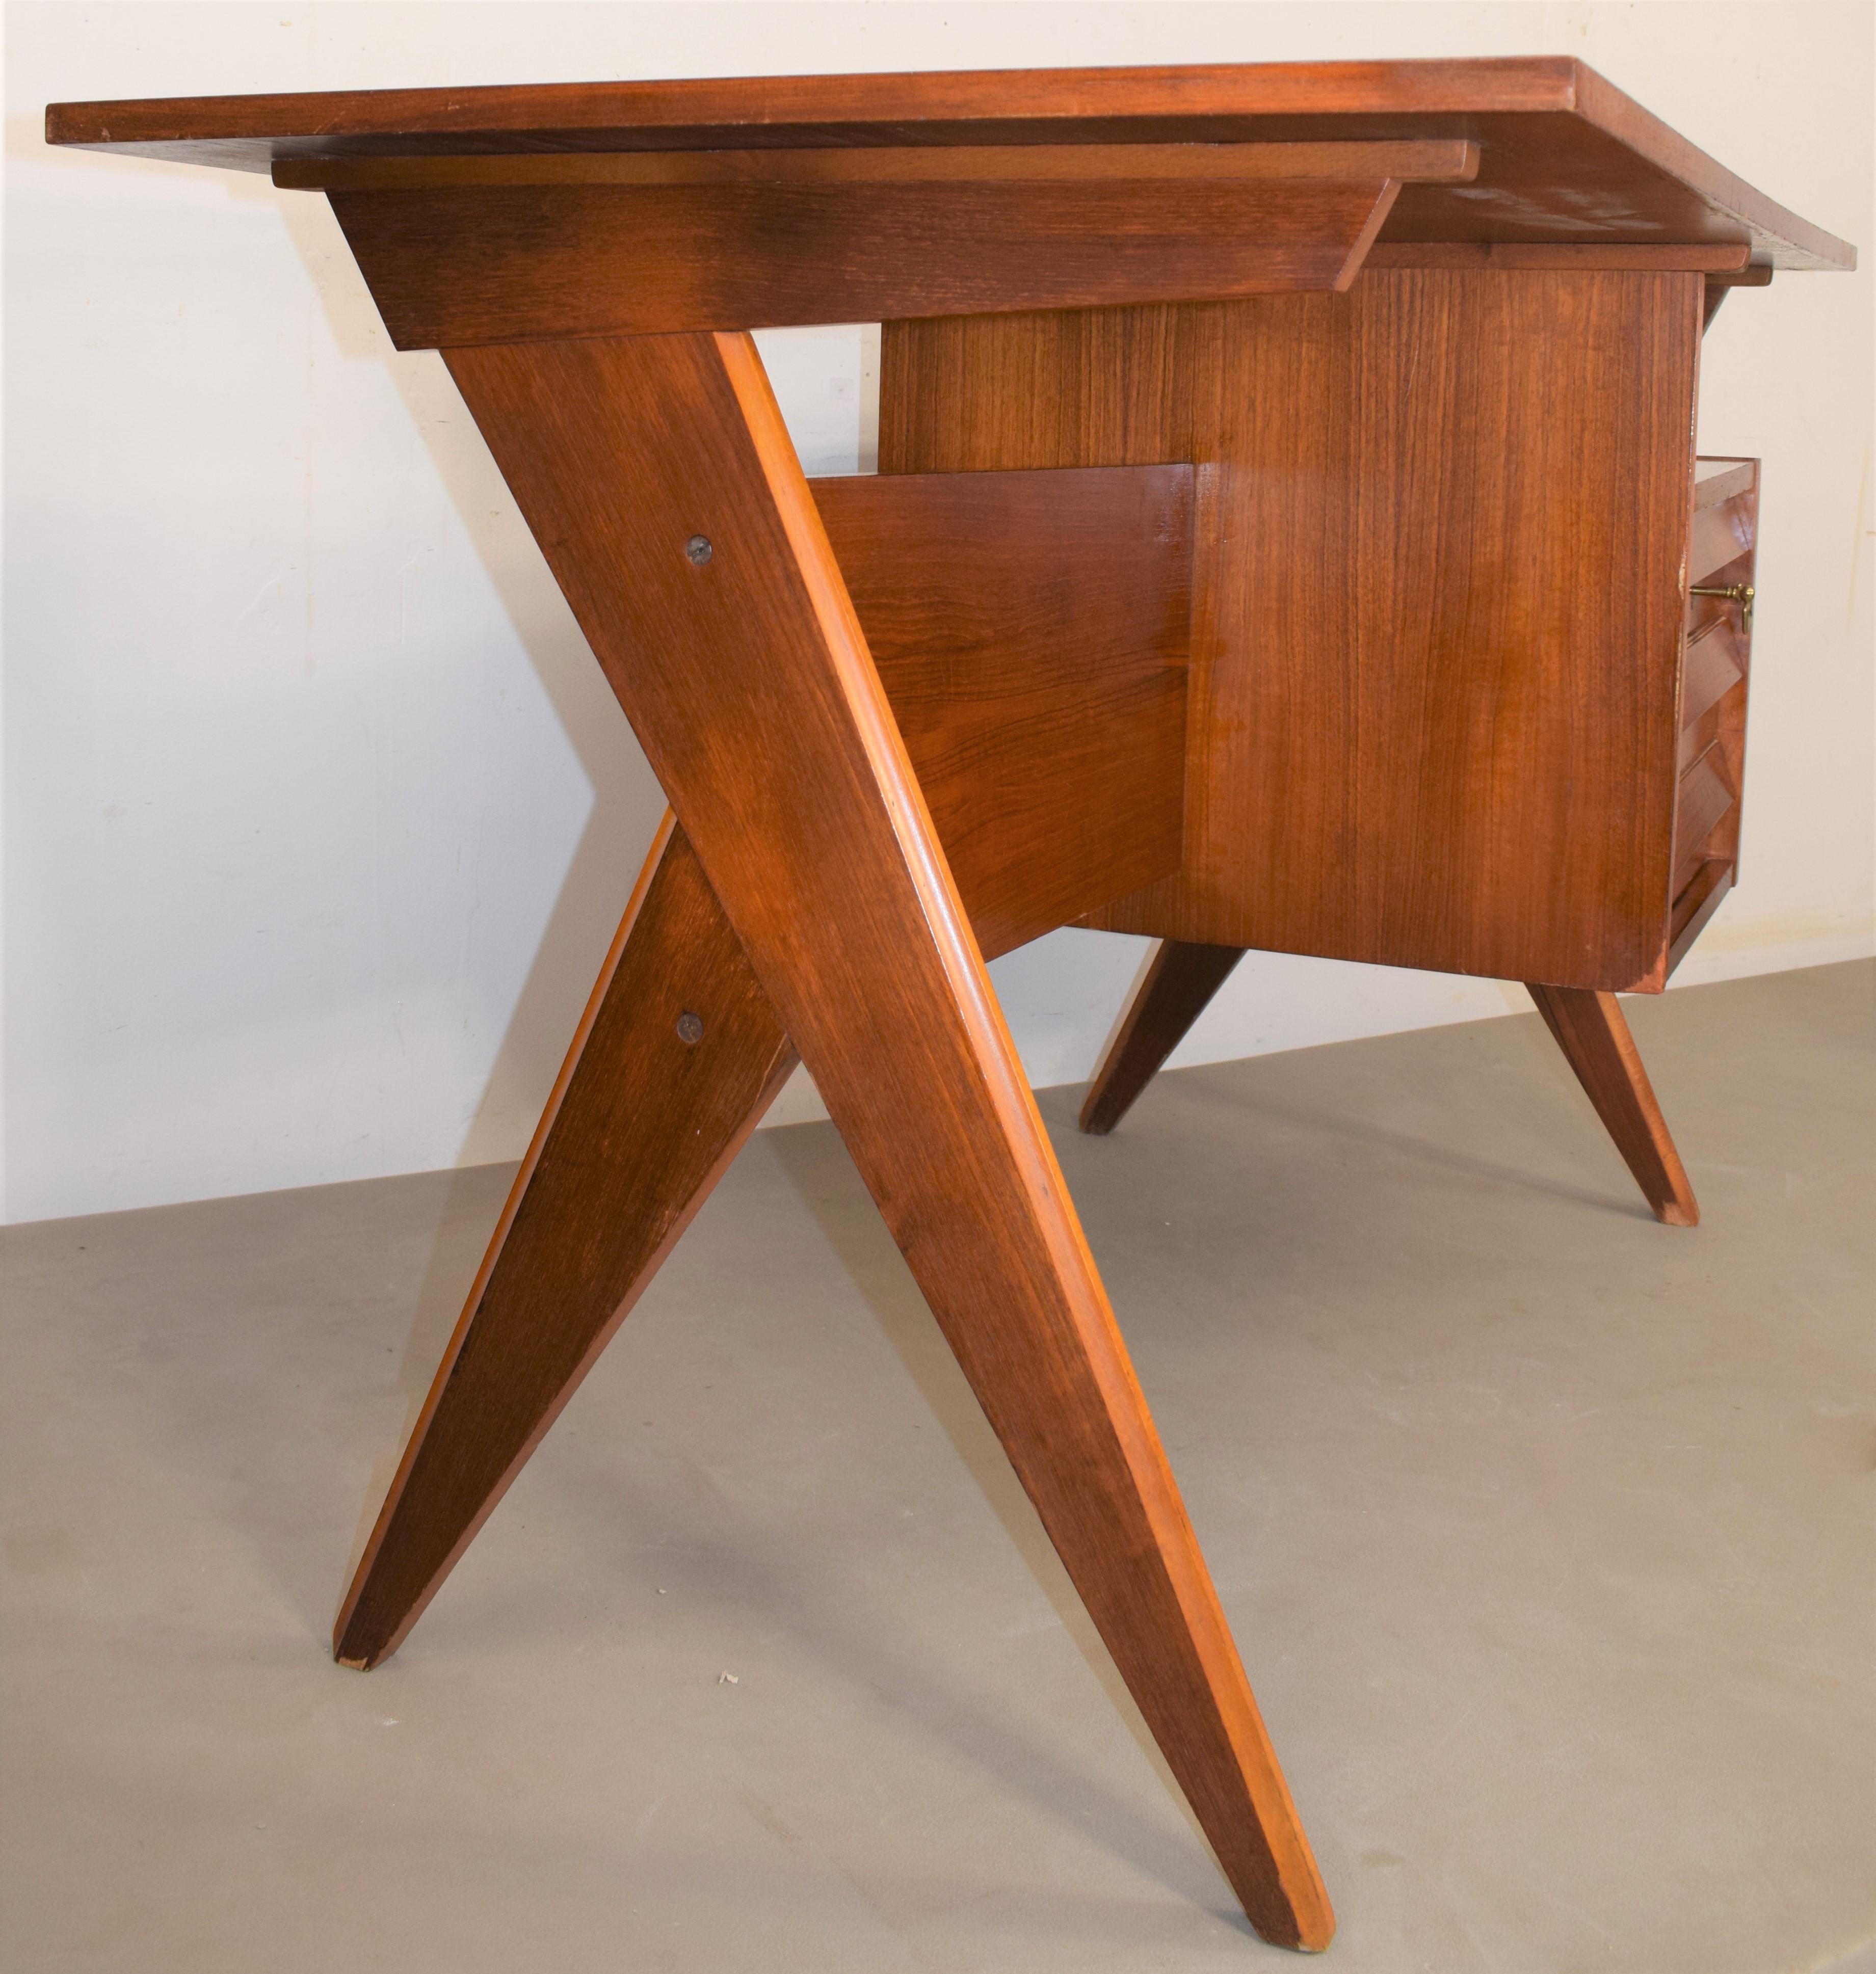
(316, 142), (1478, 343)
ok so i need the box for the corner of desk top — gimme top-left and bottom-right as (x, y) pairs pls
(36, 62), (1860, 273)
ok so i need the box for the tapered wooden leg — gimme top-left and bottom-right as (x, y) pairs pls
(444, 330), (1334, 1949)
(1080, 940), (1249, 1135)
(334, 813), (797, 1669)
(1527, 983), (1699, 1226)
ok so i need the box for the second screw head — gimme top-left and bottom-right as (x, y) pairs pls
(684, 535), (714, 567)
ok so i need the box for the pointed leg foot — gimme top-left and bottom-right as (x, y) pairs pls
(335, 816), (795, 1669)
(1080, 941), (1248, 1135)
(1528, 983), (1699, 1226)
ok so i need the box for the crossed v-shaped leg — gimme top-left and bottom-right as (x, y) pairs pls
(335, 330), (1333, 1951)
(334, 813), (798, 1667)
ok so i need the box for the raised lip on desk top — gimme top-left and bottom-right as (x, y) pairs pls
(44, 56), (1854, 273)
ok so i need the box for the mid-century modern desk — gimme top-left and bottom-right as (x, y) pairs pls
(48, 60), (1853, 1952)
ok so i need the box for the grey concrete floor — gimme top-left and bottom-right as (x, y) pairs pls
(3, 961), (1872, 1973)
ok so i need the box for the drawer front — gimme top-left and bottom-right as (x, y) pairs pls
(1668, 456), (1758, 974)
(1672, 747), (1736, 899)
(1688, 492), (1755, 586)
(1681, 615), (1746, 730)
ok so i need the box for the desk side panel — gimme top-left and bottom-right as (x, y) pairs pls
(812, 464), (1193, 959)
(884, 272), (1701, 989)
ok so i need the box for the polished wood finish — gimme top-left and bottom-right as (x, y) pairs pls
(335, 815), (796, 1669)
(340, 444), (1210, 1666)
(1055, 443), (1760, 1206)
(1690, 485), (1758, 584)
(276, 138), (1478, 190)
(43, 59), (1856, 270)
(44, 58), (1854, 1952)
(815, 466), (1193, 958)
(883, 271), (1704, 991)
(1672, 458), (1758, 968)
(1680, 625), (1745, 765)
(1526, 985), (1699, 1225)
(1668, 859), (1734, 974)
(1079, 939), (1708, 1231)
(1703, 260), (1776, 329)
(326, 172), (1419, 344)
(1365, 240), (1751, 270)
(440, 327), (1332, 1949)
(1672, 754), (1735, 902)
(882, 304), (1213, 475)
(1079, 942), (1247, 1135)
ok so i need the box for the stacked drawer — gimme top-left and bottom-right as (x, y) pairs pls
(1668, 457), (1758, 972)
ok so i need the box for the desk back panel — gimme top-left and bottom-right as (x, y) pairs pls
(882, 269), (1703, 991)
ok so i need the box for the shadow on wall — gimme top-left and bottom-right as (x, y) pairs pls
(271, 183), (670, 1169)
(267, 184), (903, 1161)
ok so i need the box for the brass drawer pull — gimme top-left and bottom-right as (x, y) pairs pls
(1690, 581), (1754, 627)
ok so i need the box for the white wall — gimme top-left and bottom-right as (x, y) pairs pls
(4, 2), (1869, 1224)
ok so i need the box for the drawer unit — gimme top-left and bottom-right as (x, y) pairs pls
(888, 288), (1774, 1000)
(1668, 456), (1759, 973)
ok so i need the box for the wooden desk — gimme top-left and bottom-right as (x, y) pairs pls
(48, 60), (1852, 1952)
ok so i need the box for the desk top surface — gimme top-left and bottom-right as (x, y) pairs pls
(46, 57), (1853, 272)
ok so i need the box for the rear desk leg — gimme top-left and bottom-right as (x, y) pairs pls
(1080, 940), (1248, 1134)
(1527, 983), (1700, 1226)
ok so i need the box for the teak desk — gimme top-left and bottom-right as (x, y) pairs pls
(49, 60), (1853, 1951)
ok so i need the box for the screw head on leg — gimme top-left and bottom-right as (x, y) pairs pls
(675, 1011), (704, 1045)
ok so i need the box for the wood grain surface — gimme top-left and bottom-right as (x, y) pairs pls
(41, 58), (1856, 270)
(813, 465), (1192, 958)
(1672, 754), (1736, 903)
(325, 175), (1408, 344)
(438, 327), (1333, 1948)
(1365, 241), (1750, 270)
(1078, 941), (1247, 1135)
(883, 271), (1705, 992)
(1668, 860), (1734, 973)
(36, 52), (1843, 1951)
(1527, 984), (1699, 1224)
(278, 138), (1477, 190)
(335, 814), (797, 1670)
